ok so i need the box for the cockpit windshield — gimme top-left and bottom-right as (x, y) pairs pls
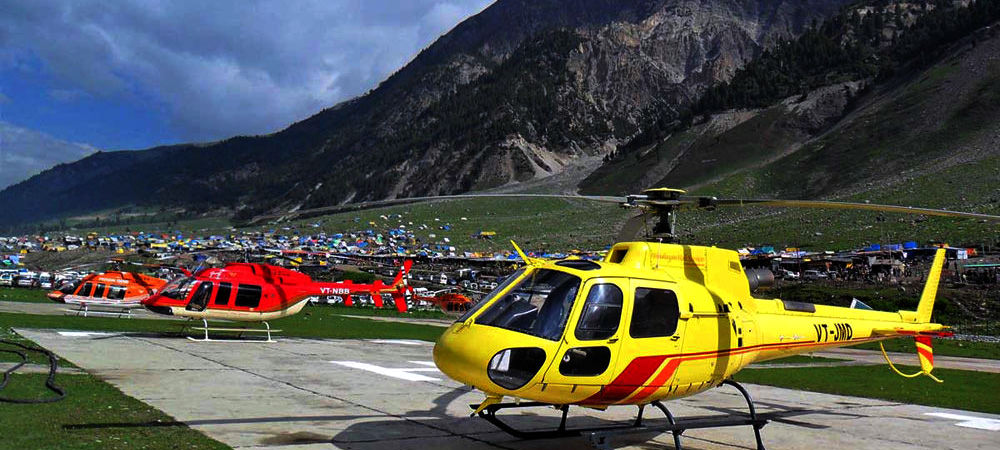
(457, 268), (526, 323)
(160, 277), (195, 300)
(476, 269), (581, 341)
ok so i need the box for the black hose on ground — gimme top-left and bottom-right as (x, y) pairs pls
(0, 338), (66, 404)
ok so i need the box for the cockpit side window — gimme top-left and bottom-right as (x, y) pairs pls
(629, 287), (680, 338)
(187, 281), (214, 311)
(477, 269), (581, 341)
(575, 283), (623, 341)
(77, 282), (94, 296)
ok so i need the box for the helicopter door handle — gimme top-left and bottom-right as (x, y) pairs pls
(607, 338), (619, 344)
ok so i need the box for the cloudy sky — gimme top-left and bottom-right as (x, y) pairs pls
(0, 0), (494, 151)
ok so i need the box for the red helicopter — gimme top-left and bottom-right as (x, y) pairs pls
(141, 260), (413, 341)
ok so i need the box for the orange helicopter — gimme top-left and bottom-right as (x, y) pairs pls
(48, 261), (191, 317)
(141, 260), (413, 341)
(406, 287), (473, 313)
(256, 189), (1000, 448)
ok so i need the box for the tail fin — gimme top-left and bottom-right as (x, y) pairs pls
(391, 260), (413, 287)
(391, 290), (409, 313)
(916, 248), (946, 323)
(914, 336), (936, 376)
(880, 336), (944, 383)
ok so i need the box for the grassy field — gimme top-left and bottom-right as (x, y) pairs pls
(0, 306), (447, 364)
(682, 154), (1000, 251)
(271, 196), (634, 253)
(0, 306), (446, 343)
(850, 338), (1000, 360)
(1, 287), (51, 303)
(734, 364), (1000, 414)
(0, 372), (230, 450)
(319, 304), (451, 320)
(753, 355), (845, 365)
(0, 327), (79, 366)
(0, 304), (451, 450)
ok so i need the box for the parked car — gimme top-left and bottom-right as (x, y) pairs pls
(16, 272), (38, 288)
(38, 272), (54, 289)
(802, 270), (827, 280)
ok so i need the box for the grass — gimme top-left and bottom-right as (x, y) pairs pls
(734, 364), (1000, 414)
(0, 305), (446, 343)
(0, 300), (452, 450)
(0, 327), (78, 367)
(322, 304), (450, 320)
(270, 196), (633, 253)
(1, 287), (52, 304)
(850, 338), (1000, 360)
(753, 355), (845, 365)
(0, 373), (229, 450)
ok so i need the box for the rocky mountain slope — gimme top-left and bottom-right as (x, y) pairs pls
(582, 0), (1000, 248)
(0, 0), (850, 228)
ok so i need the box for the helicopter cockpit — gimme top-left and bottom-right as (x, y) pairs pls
(473, 269), (581, 341)
(438, 260), (640, 394)
(159, 277), (196, 300)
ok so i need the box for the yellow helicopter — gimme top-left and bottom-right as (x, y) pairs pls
(252, 188), (1000, 449)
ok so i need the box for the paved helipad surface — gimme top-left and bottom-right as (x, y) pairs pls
(17, 328), (1000, 450)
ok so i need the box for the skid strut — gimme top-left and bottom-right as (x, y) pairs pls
(473, 379), (767, 449)
(186, 318), (278, 342)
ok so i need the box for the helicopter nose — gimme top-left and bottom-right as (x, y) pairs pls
(433, 323), (551, 393)
(433, 324), (480, 386)
(141, 296), (174, 316)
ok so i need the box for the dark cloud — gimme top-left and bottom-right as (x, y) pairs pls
(0, 0), (493, 144)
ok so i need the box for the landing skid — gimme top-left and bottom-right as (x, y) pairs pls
(473, 379), (767, 450)
(184, 318), (279, 343)
(64, 303), (135, 318)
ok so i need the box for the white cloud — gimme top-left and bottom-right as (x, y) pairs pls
(0, 0), (494, 144)
(0, 121), (96, 188)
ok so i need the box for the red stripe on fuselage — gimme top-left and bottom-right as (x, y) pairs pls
(625, 359), (682, 404)
(577, 336), (886, 406)
(582, 355), (666, 404)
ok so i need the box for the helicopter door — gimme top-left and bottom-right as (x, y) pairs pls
(186, 281), (213, 312)
(542, 279), (626, 386)
(605, 280), (685, 403)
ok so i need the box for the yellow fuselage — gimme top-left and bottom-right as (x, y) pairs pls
(433, 242), (944, 406)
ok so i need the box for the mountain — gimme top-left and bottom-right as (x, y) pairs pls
(581, 0), (1000, 248)
(0, 122), (95, 190)
(0, 0), (852, 228)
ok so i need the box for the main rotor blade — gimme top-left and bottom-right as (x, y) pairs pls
(701, 198), (1000, 221)
(248, 193), (627, 225)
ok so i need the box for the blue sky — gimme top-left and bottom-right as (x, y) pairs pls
(0, 0), (493, 151)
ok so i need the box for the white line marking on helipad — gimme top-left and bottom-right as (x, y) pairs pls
(367, 339), (428, 346)
(57, 331), (113, 337)
(330, 361), (441, 382)
(925, 413), (1000, 431)
(409, 360), (437, 367)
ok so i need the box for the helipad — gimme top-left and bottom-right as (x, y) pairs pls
(17, 328), (999, 449)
